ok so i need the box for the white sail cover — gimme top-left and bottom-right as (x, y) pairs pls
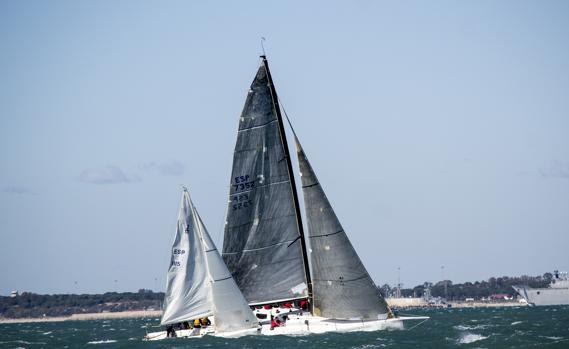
(295, 138), (391, 320)
(161, 190), (258, 332)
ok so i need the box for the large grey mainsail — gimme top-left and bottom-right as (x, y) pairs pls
(295, 138), (391, 320)
(222, 63), (308, 304)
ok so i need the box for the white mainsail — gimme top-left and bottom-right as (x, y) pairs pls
(161, 190), (212, 325)
(161, 189), (258, 332)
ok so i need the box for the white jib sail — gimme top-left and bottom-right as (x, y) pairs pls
(191, 198), (259, 332)
(161, 189), (258, 333)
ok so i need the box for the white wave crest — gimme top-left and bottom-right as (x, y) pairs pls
(458, 333), (488, 344)
(511, 321), (522, 325)
(87, 339), (117, 344)
(454, 324), (490, 331)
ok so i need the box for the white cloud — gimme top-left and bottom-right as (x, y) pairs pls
(78, 166), (140, 185)
(539, 161), (569, 179)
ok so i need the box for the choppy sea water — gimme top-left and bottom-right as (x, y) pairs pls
(1, 306), (568, 349)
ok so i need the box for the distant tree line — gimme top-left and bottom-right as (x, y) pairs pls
(1, 274), (555, 318)
(0, 289), (163, 319)
(378, 273), (552, 300)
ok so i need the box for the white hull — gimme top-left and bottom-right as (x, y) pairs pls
(144, 327), (262, 341)
(145, 327), (211, 341)
(257, 313), (426, 335)
(144, 313), (428, 340)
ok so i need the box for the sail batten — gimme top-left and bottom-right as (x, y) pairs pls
(295, 137), (391, 320)
(223, 238), (299, 254)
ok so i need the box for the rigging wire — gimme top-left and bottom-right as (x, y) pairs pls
(405, 317), (429, 331)
(214, 187), (230, 250)
(278, 97), (300, 141)
(397, 312), (430, 330)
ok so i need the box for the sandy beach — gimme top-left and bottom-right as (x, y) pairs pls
(0, 310), (162, 324)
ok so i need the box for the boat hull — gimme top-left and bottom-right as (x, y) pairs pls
(513, 286), (569, 306)
(144, 324), (260, 340)
(144, 313), (428, 340)
(258, 313), (422, 335)
(144, 327), (212, 341)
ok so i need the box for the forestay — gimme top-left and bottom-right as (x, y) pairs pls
(295, 138), (391, 319)
(162, 190), (258, 332)
(222, 63), (308, 304)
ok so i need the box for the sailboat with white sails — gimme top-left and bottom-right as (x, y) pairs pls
(221, 55), (428, 335)
(145, 188), (259, 340)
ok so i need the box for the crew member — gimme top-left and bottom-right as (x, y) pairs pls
(166, 324), (177, 337)
(200, 317), (211, 327)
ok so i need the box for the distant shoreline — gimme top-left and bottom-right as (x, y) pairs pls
(387, 297), (526, 309)
(1, 300), (528, 324)
(0, 310), (162, 324)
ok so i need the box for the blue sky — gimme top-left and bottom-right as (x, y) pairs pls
(1, 0), (568, 295)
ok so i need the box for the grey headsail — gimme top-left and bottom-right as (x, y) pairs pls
(222, 61), (308, 304)
(295, 137), (391, 319)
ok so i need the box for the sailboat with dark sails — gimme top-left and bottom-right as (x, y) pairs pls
(222, 55), (427, 334)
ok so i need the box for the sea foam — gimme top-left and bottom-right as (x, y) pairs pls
(458, 333), (488, 344)
(87, 339), (117, 344)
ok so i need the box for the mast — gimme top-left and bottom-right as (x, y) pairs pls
(261, 55), (313, 311)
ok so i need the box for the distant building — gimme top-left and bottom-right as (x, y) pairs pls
(10, 290), (18, 298)
(489, 294), (512, 300)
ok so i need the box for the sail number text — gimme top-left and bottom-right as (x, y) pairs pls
(170, 249), (185, 267)
(232, 193), (253, 210)
(233, 175), (256, 192)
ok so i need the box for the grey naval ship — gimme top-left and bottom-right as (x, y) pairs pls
(513, 270), (569, 306)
